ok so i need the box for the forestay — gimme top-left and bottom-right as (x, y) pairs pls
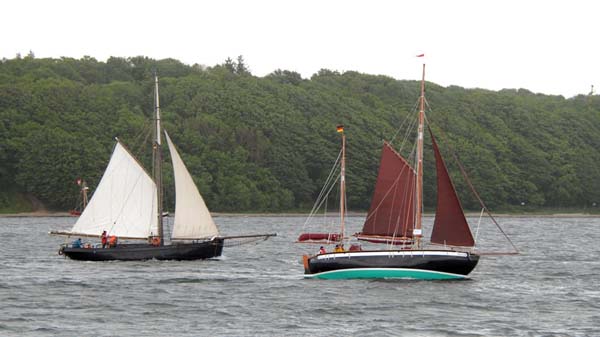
(69, 141), (158, 239)
(165, 132), (219, 240)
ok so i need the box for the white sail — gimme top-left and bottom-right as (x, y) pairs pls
(165, 131), (219, 240)
(69, 141), (158, 239)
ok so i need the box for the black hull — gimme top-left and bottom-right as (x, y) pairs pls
(304, 250), (479, 279)
(60, 238), (224, 261)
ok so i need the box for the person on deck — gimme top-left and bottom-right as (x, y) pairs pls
(319, 246), (326, 254)
(108, 235), (118, 248)
(101, 231), (108, 248)
(349, 244), (362, 251)
(334, 244), (344, 253)
(72, 238), (82, 248)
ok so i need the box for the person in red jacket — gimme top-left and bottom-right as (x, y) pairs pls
(101, 230), (108, 248)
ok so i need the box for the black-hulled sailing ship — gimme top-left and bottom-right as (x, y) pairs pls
(51, 75), (275, 261)
(300, 63), (516, 280)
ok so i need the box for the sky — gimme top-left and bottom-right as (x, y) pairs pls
(3, 0), (598, 98)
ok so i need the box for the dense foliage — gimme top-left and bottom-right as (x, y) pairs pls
(1, 55), (599, 213)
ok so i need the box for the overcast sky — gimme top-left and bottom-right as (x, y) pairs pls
(3, 0), (598, 97)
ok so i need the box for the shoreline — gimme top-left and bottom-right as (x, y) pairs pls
(1, 211), (599, 218)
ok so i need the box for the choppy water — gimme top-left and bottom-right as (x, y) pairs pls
(0, 215), (599, 336)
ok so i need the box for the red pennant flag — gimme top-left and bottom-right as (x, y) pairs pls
(416, 54), (425, 57)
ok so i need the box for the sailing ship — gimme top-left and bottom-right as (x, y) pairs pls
(51, 75), (275, 261)
(68, 178), (88, 216)
(300, 64), (516, 280)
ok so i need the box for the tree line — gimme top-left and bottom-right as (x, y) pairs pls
(1, 55), (599, 213)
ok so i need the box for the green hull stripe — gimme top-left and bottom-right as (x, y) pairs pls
(304, 268), (467, 280)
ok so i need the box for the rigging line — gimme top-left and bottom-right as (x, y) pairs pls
(426, 117), (520, 254)
(474, 207), (484, 246)
(386, 176), (400, 240)
(388, 177), (411, 249)
(392, 170), (415, 244)
(363, 161), (411, 224)
(104, 145), (152, 238)
(303, 149), (342, 227)
(389, 99), (419, 146)
(407, 138), (419, 236)
(304, 166), (341, 226)
(404, 178), (416, 239)
(342, 183), (348, 245)
(398, 112), (418, 156)
(316, 149), (342, 207)
(312, 149), (342, 212)
(303, 172), (342, 228)
(130, 119), (153, 163)
(322, 196), (328, 233)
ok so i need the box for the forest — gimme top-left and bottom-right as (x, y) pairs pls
(1, 55), (599, 213)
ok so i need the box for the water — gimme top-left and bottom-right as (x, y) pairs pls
(0, 215), (598, 336)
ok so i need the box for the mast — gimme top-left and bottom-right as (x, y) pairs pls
(414, 63), (426, 248)
(153, 72), (164, 243)
(338, 125), (346, 241)
(81, 180), (88, 210)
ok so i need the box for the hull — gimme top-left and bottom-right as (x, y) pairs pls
(60, 238), (224, 261)
(303, 250), (479, 280)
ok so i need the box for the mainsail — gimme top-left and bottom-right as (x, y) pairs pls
(360, 142), (416, 241)
(165, 132), (219, 240)
(429, 129), (475, 247)
(68, 141), (158, 239)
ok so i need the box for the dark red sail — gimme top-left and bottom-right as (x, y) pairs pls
(429, 130), (475, 247)
(360, 142), (416, 239)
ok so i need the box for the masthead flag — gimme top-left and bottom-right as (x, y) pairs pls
(416, 53), (425, 57)
(336, 125), (344, 133)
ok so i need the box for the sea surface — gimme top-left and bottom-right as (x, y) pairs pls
(0, 215), (598, 337)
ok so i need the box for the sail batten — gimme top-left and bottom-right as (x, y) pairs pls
(69, 142), (158, 239)
(429, 128), (475, 247)
(165, 132), (219, 240)
(360, 142), (416, 238)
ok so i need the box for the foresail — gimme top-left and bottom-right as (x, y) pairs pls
(360, 142), (416, 240)
(70, 141), (158, 239)
(165, 131), (219, 239)
(429, 128), (475, 247)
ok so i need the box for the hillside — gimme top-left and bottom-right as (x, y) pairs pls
(1, 55), (599, 213)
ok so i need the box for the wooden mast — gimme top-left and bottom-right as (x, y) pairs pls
(414, 63), (426, 248)
(81, 180), (88, 210)
(153, 73), (164, 244)
(340, 127), (346, 242)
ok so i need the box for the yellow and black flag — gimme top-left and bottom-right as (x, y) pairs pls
(336, 125), (344, 133)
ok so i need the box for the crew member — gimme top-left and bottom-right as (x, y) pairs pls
(101, 230), (108, 248)
(108, 235), (118, 248)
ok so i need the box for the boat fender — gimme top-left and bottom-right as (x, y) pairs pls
(302, 255), (310, 273)
(58, 248), (64, 255)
